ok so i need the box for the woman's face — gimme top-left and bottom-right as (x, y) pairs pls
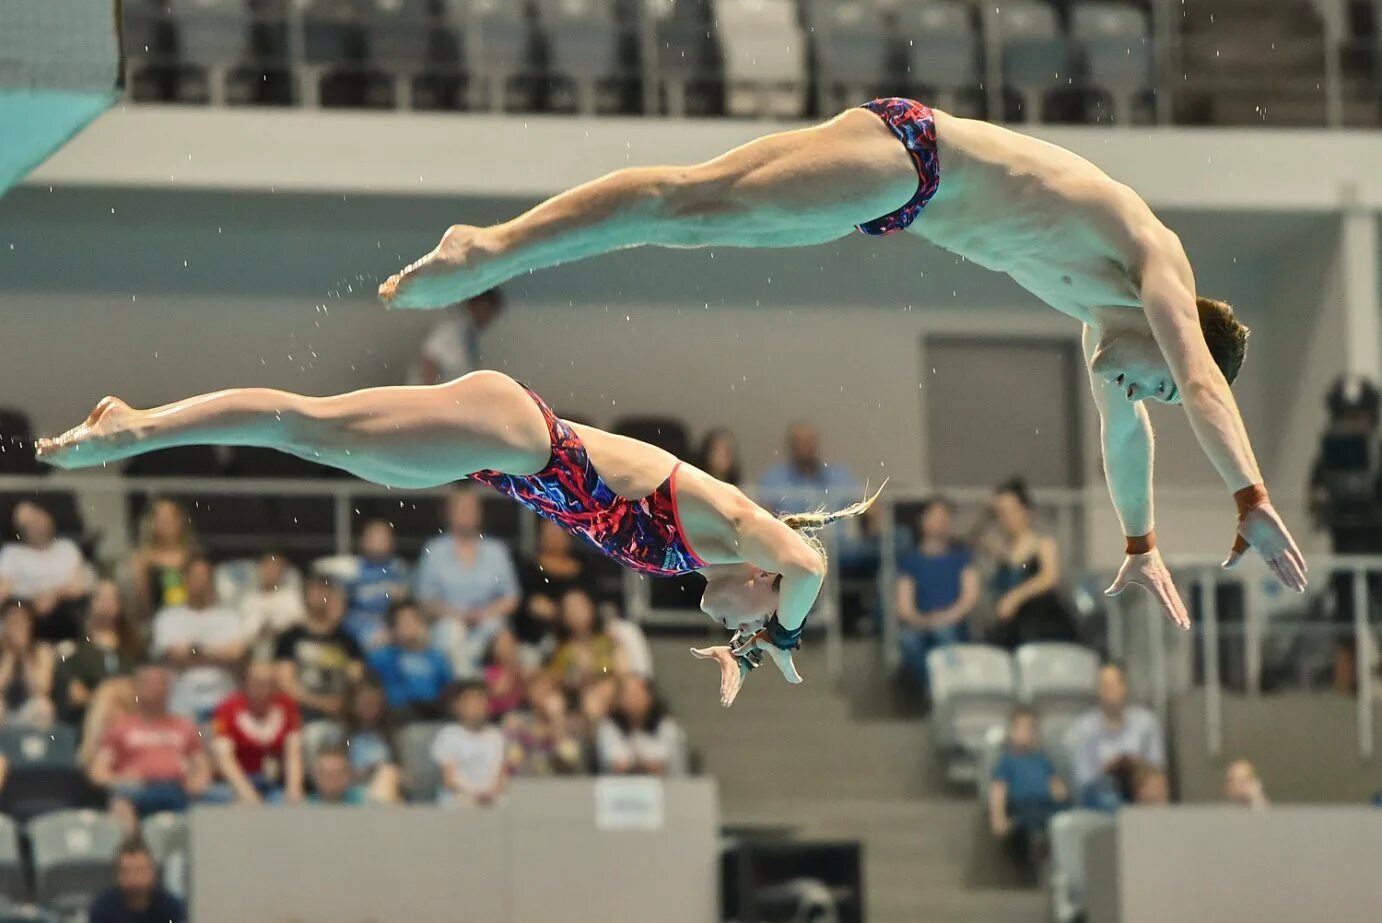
(537, 520), (572, 557)
(706, 433), (737, 477)
(561, 593), (596, 637)
(619, 678), (653, 722)
(919, 503), (953, 541)
(352, 686), (385, 725)
(88, 581), (122, 629)
(151, 501), (185, 545)
(992, 491), (1029, 536)
(699, 564), (778, 630)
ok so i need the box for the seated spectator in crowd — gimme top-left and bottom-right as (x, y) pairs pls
(894, 497), (980, 693)
(988, 707), (1067, 865)
(504, 673), (586, 776)
(89, 666), (210, 836)
(208, 661), (304, 804)
(0, 500), (92, 641)
(55, 580), (140, 725)
(417, 488), (520, 677)
(341, 677), (401, 803)
(343, 519), (409, 651)
(79, 676), (137, 768)
(1067, 663), (1166, 812)
(515, 519), (597, 657)
(606, 611), (655, 679)
(410, 287), (504, 385)
(484, 629), (528, 719)
(308, 743), (368, 805)
(546, 589), (621, 693)
(983, 478), (1076, 650)
(273, 575), (364, 721)
(0, 600), (55, 728)
(88, 839), (186, 923)
(367, 600), (452, 720)
(1224, 758), (1269, 809)
(695, 427), (743, 486)
(1133, 765), (1170, 805)
(238, 552), (305, 651)
(129, 498), (201, 621)
(432, 682), (507, 806)
(596, 676), (682, 776)
(152, 558), (246, 720)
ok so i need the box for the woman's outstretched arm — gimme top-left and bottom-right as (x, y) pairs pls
(379, 109), (918, 309)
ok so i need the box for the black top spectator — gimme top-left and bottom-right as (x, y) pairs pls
(273, 576), (364, 721)
(55, 580), (140, 724)
(695, 427), (742, 486)
(516, 519), (598, 649)
(88, 838), (187, 923)
(129, 498), (202, 620)
(983, 478), (1076, 650)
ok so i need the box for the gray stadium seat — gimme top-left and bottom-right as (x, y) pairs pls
(451, 0), (530, 111)
(396, 721), (448, 802)
(139, 812), (189, 868)
(813, 1), (890, 114)
(1015, 642), (1099, 746)
(28, 810), (122, 915)
(716, 0), (807, 118)
(0, 725), (78, 769)
(0, 816), (26, 906)
(901, 2), (980, 114)
(0, 725), (89, 822)
(366, 0), (438, 109)
(301, 719), (346, 773)
(170, 0), (254, 105)
(988, 0), (1071, 121)
(640, 0), (715, 116)
(927, 644), (1016, 786)
(296, 0), (371, 107)
(539, 0), (622, 114)
(1048, 809), (1114, 923)
(1071, 2), (1152, 124)
(0, 908), (60, 923)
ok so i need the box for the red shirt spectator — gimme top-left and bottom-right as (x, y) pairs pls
(102, 711), (202, 783)
(210, 661), (305, 803)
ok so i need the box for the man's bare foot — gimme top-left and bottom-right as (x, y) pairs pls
(35, 396), (140, 469)
(378, 224), (499, 310)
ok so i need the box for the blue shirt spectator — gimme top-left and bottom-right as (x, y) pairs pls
(756, 422), (860, 513)
(989, 709), (1067, 850)
(343, 520), (410, 650)
(1066, 663), (1165, 811)
(367, 601), (453, 718)
(894, 499), (980, 692)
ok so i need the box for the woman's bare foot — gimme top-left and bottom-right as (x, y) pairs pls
(34, 396), (140, 470)
(378, 224), (500, 310)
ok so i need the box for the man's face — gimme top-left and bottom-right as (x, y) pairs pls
(305, 579), (345, 625)
(1136, 771), (1170, 805)
(245, 662), (276, 708)
(786, 424), (821, 469)
(465, 293), (501, 330)
(392, 606), (427, 648)
(1090, 332), (1182, 405)
(448, 492), (483, 537)
(1097, 666), (1128, 715)
(134, 667), (170, 715)
(184, 561), (214, 607)
(14, 503), (55, 546)
(117, 852), (157, 901)
(1009, 713), (1037, 750)
(313, 754), (353, 802)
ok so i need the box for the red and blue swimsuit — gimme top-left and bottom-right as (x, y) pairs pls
(469, 387), (707, 578)
(855, 97), (942, 236)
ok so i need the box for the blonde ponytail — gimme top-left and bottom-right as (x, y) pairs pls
(778, 480), (888, 566)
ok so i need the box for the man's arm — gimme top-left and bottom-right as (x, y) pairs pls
(894, 575), (926, 628)
(1137, 232), (1306, 589)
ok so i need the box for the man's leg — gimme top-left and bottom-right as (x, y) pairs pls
(380, 108), (919, 308)
(36, 370), (551, 488)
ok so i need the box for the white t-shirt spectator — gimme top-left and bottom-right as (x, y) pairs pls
(596, 717), (683, 774)
(607, 618), (654, 679)
(240, 586), (306, 643)
(412, 313), (478, 385)
(0, 537), (84, 598)
(431, 724), (506, 800)
(152, 604), (245, 719)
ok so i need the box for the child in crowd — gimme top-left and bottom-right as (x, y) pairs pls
(988, 707), (1067, 865)
(431, 682), (507, 806)
(343, 520), (409, 651)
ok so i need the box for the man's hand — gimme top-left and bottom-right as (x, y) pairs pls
(1223, 503), (1308, 592)
(1104, 549), (1190, 630)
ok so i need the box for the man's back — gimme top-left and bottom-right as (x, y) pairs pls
(89, 884), (186, 923)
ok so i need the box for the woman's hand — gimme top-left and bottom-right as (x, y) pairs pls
(1105, 548), (1191, 629)
(994, 593), (1019, 622)
(690, 632), (802, 708)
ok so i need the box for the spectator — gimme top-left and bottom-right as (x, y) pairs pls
(79, 676), (137, 769)
(894, 497), (980, 693)
(515, 519), (597, 655)
(340, 677), (401, 803)
(545, 589), (620, 692)
(1133, 765), (1170, 805)
(596, 676), (682, 776)
(55, 580), (139, 725)
(0, 500), (91, 641)
(343, 519), (409, 651)
(87, 839), (186, 923)
(0, 600), (55, 728)
(483, 629), (528, 718)
(238, 552), (306, 651)
(606, 611), (655, 679)
(417, 488), (520, 677)
(988, 707), (1067, 865)
(1224, 758), (1269, 808)
(273, 576), (364, 720)
(1067, 663), (1166, 811)
(129, 498), (201, 620)
(308, 743), (367, 805)
(151, 558), (246, 721)
(88, 665), (210, 836)
(757, 421), (859, 511)
(984, 478), (1076, 650)
(207, 660), (305, 804)
(367, 600), (452, 720)
(410, 287), (505, 385)
(695, 427), (743, 486)
(504, 673), (586, 776)
(432, 682), (507, 806)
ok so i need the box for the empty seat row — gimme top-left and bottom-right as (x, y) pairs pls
(0, 811), (120, 914)
(928, 641), (1099, 786)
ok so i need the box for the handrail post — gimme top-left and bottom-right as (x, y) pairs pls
(1354, 567), (1372, 758)
(879, 495), (900, 669)
(333, 489), (350, 556)
(1202, 568), (1222, 757)
(823, 528), (843, 682)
